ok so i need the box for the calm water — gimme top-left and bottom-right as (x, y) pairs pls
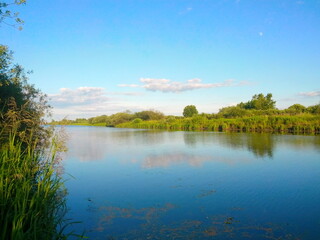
(63, 126), (320, 240)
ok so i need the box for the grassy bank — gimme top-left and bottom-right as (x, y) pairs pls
(0, 129), (76, 239)
(49, 101), (320, 134)
(117, 115), (320, 134)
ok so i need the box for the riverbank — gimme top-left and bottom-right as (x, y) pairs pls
(51, 115), (320, 134)
(117, 115), (320, 134)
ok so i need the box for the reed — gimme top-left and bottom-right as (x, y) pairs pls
(0, 128), (82, 239)
(117, 115), (320, 134)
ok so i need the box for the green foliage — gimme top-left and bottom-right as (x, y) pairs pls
(49, 92), (320, 134)
(134, 110), (164, 121)
(0, 125), (74, 239)
(89, 115), (108, 124)
(307, 104), (320, 114)
(285, 104), (307, 114)
(217, 106), (248, 118)
(132, 118), (143, 124)
(106, 112), (134, 126)
(0, 1), (26, 30)
(74, 118), (87, 123)
(238, 93), (276, 110)
(165, 116), (176, 123)
(183, 105), (198, 117)
(0, 45), (51, 148)
(118, 114), (320, 134)
(0, 45), (84, 238)
(1, 6), (85, 238)
(51, 110), (165, 127)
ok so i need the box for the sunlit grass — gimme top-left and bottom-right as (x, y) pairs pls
(0, 130), (85, 239)
(117, 115), (320, 134)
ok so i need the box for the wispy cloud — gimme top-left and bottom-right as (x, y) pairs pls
(118, 78), (248, 93)
(117, 84), (140, 88)
(49, 87), (144, 106)
(299, 91), (320, 97)
(48, 87), (146, 119)
(109, 92), (145, 96)
(49, 87), (109, 106)
(179, 7), (193, 15)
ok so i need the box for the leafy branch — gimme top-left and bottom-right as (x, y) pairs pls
(0, 1), (26, 30)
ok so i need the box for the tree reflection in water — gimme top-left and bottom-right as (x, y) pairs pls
(184, 132), (274, 158)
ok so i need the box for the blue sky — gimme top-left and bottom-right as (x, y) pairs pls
(1, 0), (320, 119)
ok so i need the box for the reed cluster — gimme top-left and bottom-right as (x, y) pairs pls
(117, 115), (320, 134)
(0, 127), (77, 239)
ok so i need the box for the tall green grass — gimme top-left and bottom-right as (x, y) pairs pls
(0, 129), (82, 239)
(117, 115), (320, 134)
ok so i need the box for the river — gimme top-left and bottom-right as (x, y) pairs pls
(62, 126), (320, 240)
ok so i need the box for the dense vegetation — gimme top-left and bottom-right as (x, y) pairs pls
(183, 105), (198, 117)
(0, 126), (68, 239)
(1, 3), (77, 237)
(51, 93), (320, 134)
(0, 44), (78, 239)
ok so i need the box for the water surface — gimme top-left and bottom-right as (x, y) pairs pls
(63, 126), (320, 239)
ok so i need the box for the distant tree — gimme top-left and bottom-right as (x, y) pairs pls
(107, 112), (134, 126)
(238, 93), (276, 110)
(88, 117), (94, 124)
(307, 104), (320, 114)
(75, 118), (88, 123)
(90, 115), (108, 124)
(132, 118), (143, 124)
(165, 116), (176, 123)
(286, 104), (306, 114)
(183, 105), (198, 117)
(217, 106), (248, 118)
(134, 110), (164, 121)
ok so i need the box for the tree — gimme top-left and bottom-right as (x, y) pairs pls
(286, 104), (306, 114)
(134, 110), (164, 121)
(183, 105), (198, 117)
(307, 104), (320, 114)
(0, 45), (51, 146)
(217, 106), (248, 118)
(106, 112), (134, 126)
(238, 93), (276, 110)
(90, 115), (108, 124)
(0, 1), (26, 30)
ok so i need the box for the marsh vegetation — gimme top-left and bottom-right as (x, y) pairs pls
(51, 94), (320, 134)
(0, 44), (76, 239)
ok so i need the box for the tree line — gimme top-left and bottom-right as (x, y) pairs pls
(51, 93), (320, 134)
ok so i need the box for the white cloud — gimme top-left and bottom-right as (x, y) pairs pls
(49, 87), (109, 106)
(259, 32), (263, 36)
(119, 78), (247, 93)
(48, 87), (146, 120)
(299, 91), (320, 97)
(187, 78), (202, 83)
(109, 92), (145, 96)
(117, 84), (140, 88)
